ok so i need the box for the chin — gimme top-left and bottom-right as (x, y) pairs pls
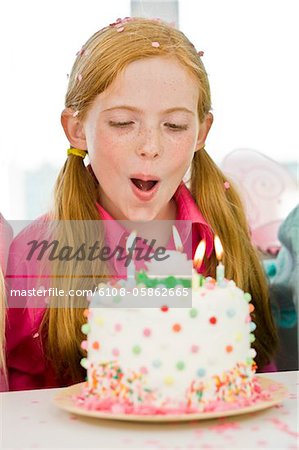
(125, 208), (159, 223)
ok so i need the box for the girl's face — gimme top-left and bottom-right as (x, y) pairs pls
(82, 56), (212, 221)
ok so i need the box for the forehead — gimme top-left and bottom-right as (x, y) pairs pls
(94, 56), (199, 113)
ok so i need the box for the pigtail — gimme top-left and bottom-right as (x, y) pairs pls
(41, 155), (110, 383)
(191, 149), (279, 369)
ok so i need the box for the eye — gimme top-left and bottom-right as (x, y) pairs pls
(164, 122), (188, 131)
(109, 121), (135, 127)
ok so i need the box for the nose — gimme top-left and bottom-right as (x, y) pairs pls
(136, 127), (161, 160)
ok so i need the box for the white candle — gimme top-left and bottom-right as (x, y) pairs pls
(126, 230), (137, 285)
(214, 235), (225, 284)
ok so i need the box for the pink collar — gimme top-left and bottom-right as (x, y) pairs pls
(96, 181), (214, 276)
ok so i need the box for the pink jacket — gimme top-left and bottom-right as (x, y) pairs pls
(0, 214), (13, 392)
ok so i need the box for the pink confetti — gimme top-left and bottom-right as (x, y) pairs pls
(151, 41), (160, 48)
(268, 418), (299, 438)
(76, 48), (85, 57)
(117, 27), (125, 33)
(76, 73), (82, 82)
(81, 340), (88, 350)
(209, 421), (240, 433)
(115, 323), (122, 332)
(72, 110), (80, 118)
(257, 440), (268, 447)
(33, 332), (39, 338)
(224, 181), (230, 190)
(198, 51), (204, 57)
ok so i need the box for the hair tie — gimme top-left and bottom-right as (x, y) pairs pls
(67, 148), (87, 159)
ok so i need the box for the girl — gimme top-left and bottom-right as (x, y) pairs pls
(6, 17), (278, 390)
(0, 214), (13, 391)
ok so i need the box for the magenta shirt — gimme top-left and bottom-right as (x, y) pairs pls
(0, 214), (13, 392)
(5, 182), (275, 391)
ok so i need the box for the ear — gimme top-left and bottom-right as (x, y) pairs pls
(195, 112), (214, 152)
(61, 108), (87, 150)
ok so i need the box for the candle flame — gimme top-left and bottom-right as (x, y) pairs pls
(194, 240), (206, 270)
(126, 230), (137, 253)
(214, 235), (223, 261)
(172, 225), (183, 252)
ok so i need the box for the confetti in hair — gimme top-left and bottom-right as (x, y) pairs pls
(76, 73), (83, 82)
(198, 51), (204, 57)
(151, 41), (160, 48)
(224, 181), (230, 190)
(72, 110), (80, 118)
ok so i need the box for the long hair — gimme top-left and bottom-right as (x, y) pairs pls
(42, 17), (278, 383)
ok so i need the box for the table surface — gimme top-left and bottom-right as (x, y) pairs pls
(1, 371), (298, 450)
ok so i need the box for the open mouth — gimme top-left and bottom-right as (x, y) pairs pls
(130, 178), (159, 192)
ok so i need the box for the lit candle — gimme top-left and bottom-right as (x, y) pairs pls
(214, 235), (225, 284)
(126, 230), (137, 285)
(193, 240), (206, 289)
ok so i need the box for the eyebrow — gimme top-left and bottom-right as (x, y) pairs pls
(102, 105), (195, 115)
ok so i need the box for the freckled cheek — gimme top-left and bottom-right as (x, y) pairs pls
(87, 133), (125, 167)
(167, 135), (197, 161)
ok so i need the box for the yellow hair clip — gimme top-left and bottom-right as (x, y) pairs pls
(67, 148), (87, 159)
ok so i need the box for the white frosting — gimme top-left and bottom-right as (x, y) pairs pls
(85, 279), (255, 406)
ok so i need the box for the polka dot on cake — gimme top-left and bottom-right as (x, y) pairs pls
(191, 344), (199, 353)
(197, 368), (206, 377)
(143, 328), (151, 337)
(249, 304), (255, 313)
(95, 316), (105, 326)
(152, 359), (162, 368)
(250, 322), (256, 332)
(80, 358), (88, 369)
(132, 345), (141, 355)
(172, 323), (181, 333)
(161, 305), (169, 312)
(140, 366), (148, 374)
(235, 332), (243, 342)
(112, 348), (120, 357)
(176, 361), (185, 371)
(113, 295), (122, 304)
(164, 376), (174, 385)
(226, 345), (233, 353)
(92, 341), (100, 350)
(244, 292), (252, 302)
(189, 308), (198, 318)
(81, 323), (90, 334)
(209, 316), (217, 325)
(226, 308), (236, 318)
(249, 348), (257, 358)
(81, 340), (88, 350)
(114, 323), (122, 332)
(83, 309), (89, 318)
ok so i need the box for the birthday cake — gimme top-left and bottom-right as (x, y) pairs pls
(77, 271), (263, 415)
